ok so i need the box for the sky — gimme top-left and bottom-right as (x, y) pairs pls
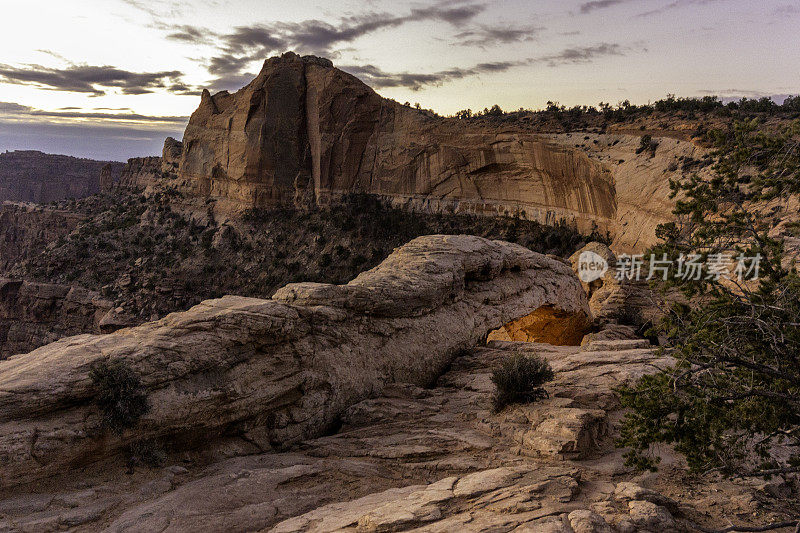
(1, 0), (798, 161)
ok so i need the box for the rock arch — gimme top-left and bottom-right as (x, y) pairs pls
(0, 235), (588, 488)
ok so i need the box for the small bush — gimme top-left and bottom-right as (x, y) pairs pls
(635, 134), (659, 156)
(128, 439), (166, 469)
(89, 359), (149, 433)
(491, 353), (554, 412)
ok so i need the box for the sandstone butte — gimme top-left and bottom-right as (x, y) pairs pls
(119, 52), (712, 254)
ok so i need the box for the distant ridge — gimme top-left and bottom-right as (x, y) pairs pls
(0, 150), (124, 203)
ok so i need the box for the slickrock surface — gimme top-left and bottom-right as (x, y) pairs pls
(0, 339), (785, 532)
(0, 235), (587, 489)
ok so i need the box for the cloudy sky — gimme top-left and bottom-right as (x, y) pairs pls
(1, 0), (798, 160)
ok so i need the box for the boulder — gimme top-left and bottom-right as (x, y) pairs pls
(570, 241), (667, 330)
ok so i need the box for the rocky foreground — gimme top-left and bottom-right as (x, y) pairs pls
(1, 340), (790, 532)
(0, 235), (586, 487)
(0, 235), (795, 532)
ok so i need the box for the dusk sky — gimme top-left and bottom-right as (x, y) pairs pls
(1, 0), (798, 160)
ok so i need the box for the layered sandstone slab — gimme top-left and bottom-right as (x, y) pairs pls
(174, 53), (617, 234)
(0, 235), (588, 489)
(2, 340), (768, 532)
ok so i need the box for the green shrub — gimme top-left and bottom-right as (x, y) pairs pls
(89, 359), (149, 433)
(635, 134), (659, 156)
(491, 353), (554, 412)
(127, 439), (166, 468)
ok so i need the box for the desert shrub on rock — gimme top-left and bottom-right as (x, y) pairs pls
(635, 134), (659, 157)
(491, 352), (554, 412)
(89, 359), (149, 433)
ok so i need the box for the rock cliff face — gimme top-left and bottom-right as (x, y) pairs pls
(111, 53), (702, 251)
(0, 279), (115, 359)
(0, 202), (85, 271)
(550, 132), (712, 253)
(0, 151), (123, 203)
(0, 235), (588, 489)
(173, 53), (617, 234)
(161, 137), (182, 179)
(116, 156), (163, 189)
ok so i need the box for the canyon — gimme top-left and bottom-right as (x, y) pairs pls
(118, 52), (709, 253)
(1, 53), (798, 532)
(0, 151), (122, 204)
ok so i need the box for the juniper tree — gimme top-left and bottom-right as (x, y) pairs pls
(617, 118), (800, 477)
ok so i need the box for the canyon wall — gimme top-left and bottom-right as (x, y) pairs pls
(0, 279), (114, 359)
(0, 202), (85, 271)
(114, 52), (694, 251)
(171, 53), (617, 235)
(0, 150), (122, 203)
(116, 156), (163, 189)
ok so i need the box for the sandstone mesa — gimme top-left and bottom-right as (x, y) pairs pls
(117, 52), (707, 254)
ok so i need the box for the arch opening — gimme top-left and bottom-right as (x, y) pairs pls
(487, 305), (589, 346)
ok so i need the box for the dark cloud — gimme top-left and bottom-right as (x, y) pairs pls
(0, 101), (188, 124)
(534, 43), (625, 66)
(343, 60), (525, 90)
(636, 0), (732, 18)
(165, 5), (486, 85)
(341, 43), (630, 90)
(0, 102), (32, 113)
(205, 73), (258, 93)
(166, 25), (213, 44)
(0, 63), (188, 96)
(206, 53), (253, 76)
(578, 0), (731, 16)
(169, 4), (484, 55)
(454, 25), (543, 47)
(122, 0), (186, 20)
(579, 0), (630, 13)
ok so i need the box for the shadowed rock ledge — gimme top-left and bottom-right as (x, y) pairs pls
(0, 235), (588, 489)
